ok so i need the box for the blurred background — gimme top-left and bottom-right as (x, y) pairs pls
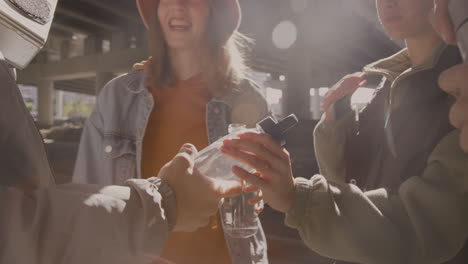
(16, 0), (402, 263)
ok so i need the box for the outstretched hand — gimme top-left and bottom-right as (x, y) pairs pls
(159, 144), (243, 232)
(221, 133), (296, 213)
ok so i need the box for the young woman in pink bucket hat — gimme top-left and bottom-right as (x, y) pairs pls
(73, 0), (269, 263)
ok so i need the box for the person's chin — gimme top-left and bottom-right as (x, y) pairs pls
(387, 31), (406, 41)
(166, 39), (193, 50)
(384, 26), (407, 41)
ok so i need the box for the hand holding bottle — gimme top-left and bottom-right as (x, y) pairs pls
(222, 132), (296, 213)
(159, 144), (243, 232)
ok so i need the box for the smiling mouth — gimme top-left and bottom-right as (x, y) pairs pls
(168, 18), (192, 32)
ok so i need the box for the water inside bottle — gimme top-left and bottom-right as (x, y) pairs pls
(220, 192), (259, 238)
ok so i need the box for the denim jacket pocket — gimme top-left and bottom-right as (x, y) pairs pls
(102, 134), (137, 184)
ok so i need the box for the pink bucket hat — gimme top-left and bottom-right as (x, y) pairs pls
(136, 0), (241, 42)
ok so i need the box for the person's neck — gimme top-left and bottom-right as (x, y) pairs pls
(405, 29), (443, 68)
(169, 48), (204, 81)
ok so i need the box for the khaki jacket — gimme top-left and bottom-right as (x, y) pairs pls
(285, 46), (468, 264)
(0, 58), (176, 264)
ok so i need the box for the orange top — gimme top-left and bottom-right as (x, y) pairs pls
(139, 63), (231, 264)
(142, 74), (210, 177)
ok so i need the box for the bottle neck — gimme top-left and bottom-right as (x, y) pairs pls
(228, 124), (247, 134)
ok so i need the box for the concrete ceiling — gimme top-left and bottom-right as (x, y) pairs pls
(30, 0), (401, 95)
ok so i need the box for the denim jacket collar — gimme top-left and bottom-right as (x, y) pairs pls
(125, 70), (254, 109)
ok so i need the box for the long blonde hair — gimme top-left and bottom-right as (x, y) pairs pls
(147, 1), (251, 97)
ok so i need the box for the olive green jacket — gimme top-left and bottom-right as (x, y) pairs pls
(285, 46), (468, 264)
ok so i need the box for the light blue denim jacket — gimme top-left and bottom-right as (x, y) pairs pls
(73, 70), (269, 263)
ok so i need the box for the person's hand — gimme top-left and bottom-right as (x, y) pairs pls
(158, 144), (242, 232)
(221, 133), (295, 213)
(439, 64), (468, 152)
(430, 0), (457, 45)
(321, 72), (367, 123)
(245, 186), (265, 215)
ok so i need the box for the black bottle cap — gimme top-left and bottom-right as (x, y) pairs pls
(257, 117), (277, 136)
(257, 114), (298, 145)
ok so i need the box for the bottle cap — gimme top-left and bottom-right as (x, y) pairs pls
(257, 114), (298, 145)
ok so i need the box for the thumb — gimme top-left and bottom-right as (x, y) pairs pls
(173, 144), (198, 171)
(178, 143), (198, 157)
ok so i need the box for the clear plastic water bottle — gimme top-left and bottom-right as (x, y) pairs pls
(195, 115), (298, 238)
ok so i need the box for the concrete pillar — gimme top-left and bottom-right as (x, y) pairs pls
(133, 28), (146, 49)
(56, 90), (64, 120)
(60, 40), (71, 60)
(38, 80), (54, 127)
(96, 72), (115, 95)
(283, 22), (311, 120)
(84, 35), (104, 55)
(111, 32), (128, 51)
(35, 50), (49, 64)
(310, 88), (322, 120)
